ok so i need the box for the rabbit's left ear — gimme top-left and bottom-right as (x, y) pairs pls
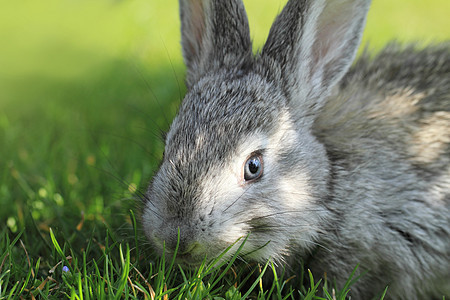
(262, 0), (371, 117)
(179, 0), (252, 88)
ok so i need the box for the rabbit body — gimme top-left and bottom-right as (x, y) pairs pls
(310, 44), (450, 299)
(142, 0), (450, 298)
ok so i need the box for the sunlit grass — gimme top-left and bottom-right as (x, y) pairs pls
(0, 0), (448, 298)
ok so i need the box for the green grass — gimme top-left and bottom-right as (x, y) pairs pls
(0, 0), (448, 298)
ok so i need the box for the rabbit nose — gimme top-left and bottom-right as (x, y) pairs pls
(161, 222), (197, 254)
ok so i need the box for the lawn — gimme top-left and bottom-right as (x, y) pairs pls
(0, 0), (449, 298)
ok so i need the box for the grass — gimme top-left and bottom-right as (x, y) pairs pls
(1, 222), (375, 299)
(0, 0), (448, 298)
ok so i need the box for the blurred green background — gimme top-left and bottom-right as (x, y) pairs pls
(0, 0), (449, 237)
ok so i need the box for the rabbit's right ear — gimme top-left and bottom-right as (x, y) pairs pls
(179, 0), (252, 88)
(262, 0), (371, 122)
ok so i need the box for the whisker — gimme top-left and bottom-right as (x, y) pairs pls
(132, 62), (171, 128)
(250, 224), (313, 230)
(247, 209), (324, 221)
(161, 38), (184, 105)
(89, 159), (163, 221)
(222, 185), (252, 213)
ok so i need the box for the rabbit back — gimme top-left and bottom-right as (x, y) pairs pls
(312, 43), (450, 299)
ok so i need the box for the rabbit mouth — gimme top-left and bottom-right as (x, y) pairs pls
(174, 253), (205, 267)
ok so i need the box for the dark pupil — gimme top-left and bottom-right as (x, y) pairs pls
(248, 159), (259, 174)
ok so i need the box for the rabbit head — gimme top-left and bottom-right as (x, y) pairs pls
(142, 0), (371, 265)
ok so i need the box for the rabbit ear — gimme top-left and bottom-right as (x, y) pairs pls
(179, 0), (252, 87)
(262, 0), (371, 119)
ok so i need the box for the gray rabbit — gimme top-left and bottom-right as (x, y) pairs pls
(142, 0), (450, 298)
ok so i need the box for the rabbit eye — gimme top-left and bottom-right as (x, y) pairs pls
(243, 154), (263, 182)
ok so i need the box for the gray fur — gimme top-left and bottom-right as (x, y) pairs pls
(142, 0), (450, 299)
